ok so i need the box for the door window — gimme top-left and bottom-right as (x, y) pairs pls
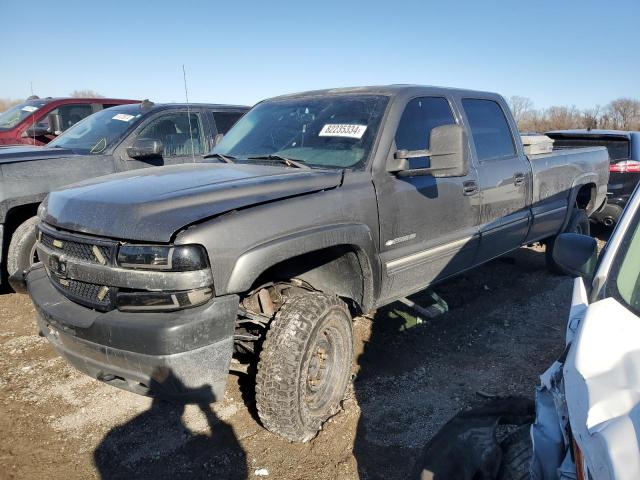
(213, 112), (244, 134)
(138, 112), (204, 157)
(462, 99), (516, 161)
(395, 97), (456, 169)
(56, 104), (94, 130)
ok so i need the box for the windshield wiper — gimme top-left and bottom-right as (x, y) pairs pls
(247, 154), (310, 169)
(204, 152), (236, 164)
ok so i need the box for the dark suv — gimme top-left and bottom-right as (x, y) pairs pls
(547, 129), (640, 227)
(0, 101), (248, 284)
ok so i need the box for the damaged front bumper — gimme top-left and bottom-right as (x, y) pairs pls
(27, 263), (239, 403)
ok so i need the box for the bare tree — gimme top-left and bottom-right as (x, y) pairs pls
(69, 89), (104, 98)
(508, 96), (534, 125)
(0, 98), (24, 112)
(580, 105), (601, 129)
(607, 98), (640, 130)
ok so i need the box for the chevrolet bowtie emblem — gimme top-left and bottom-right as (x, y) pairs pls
(52, 239), (64, 248)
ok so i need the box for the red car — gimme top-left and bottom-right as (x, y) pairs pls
(0, 96), (139, 146)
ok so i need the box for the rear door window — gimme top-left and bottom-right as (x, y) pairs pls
(213, 112), (244, 134)
(138, 112), (204, 157)
(394, 97), (456, 169)
(462, 99), (516, 161)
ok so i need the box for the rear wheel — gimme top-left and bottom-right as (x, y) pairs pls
(545, 207), (590, 274)
(255, 292), (353, 442)
(7, 216), (39, 284)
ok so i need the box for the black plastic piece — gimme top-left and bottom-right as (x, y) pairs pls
(552, 233), (598, 279)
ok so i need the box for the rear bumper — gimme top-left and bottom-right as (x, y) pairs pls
(27, 264), (239, 402)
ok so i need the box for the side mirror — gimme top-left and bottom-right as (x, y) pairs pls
(47, 113), (63, 135)
(126, 138), (163, 159)
(552, 233), (598, 279)
(388, 124), (469, 177)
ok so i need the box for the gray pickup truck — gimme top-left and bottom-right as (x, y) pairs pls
(23, 85), (609, 442)
(0, 101), (248, 285)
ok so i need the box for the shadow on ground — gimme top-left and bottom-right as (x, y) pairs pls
(93, 371), (247, 480)
(351, 246), (570, 479)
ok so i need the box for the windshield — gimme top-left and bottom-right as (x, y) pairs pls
(607, 198), (640, 316)
(0, 99), (51, 130)
(48, 104), (142, 154)
(211, 94), (389, 169)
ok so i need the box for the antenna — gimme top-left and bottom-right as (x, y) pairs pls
(30, 81), (35, 144)
(182, 65), (196, 162)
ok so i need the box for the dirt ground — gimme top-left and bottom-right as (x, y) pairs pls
(0, 242), (599, 480)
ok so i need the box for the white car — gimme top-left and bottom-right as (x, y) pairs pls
(531, 185), (640, 479)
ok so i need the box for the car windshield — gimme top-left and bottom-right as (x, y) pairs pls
(210, 94), (389, 169)
(0, 99), (51, 130)
(48, 104), (142, 154)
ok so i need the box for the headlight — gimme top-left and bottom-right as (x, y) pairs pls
(116, 287), (213, 312)
(117, 244), (208, 271)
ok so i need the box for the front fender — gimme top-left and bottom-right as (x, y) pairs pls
(226, 223), (379, 309)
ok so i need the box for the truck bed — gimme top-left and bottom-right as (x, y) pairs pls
(527, 146), (609, 216)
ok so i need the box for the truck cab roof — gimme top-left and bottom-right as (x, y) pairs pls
(269, 84), (503, 101)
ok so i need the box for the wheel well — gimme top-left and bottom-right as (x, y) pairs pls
(248, 245), (373, 314)
(3, 203), (39, 262)
(575, 183), (596, 212)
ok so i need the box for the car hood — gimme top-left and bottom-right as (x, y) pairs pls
(0, 145), (77, 163)
(43, 162), (343, 242)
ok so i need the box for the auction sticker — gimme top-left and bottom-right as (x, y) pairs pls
(21, 106), (38, 112)
(319, 124), (367, 139)
(112, 113), (135, 122)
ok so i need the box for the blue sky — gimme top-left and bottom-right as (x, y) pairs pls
(1, 0), (638, 109)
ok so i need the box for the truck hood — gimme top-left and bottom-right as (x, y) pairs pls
(43, 163), (343, 242)
(0, 145), (77, 163)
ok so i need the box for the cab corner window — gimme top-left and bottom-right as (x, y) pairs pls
(462, 98), (515, 162)
(395, 97), (456, 169)
(138, 112), (204, 157)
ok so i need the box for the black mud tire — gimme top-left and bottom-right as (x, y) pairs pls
(545, 208), (590, 275)
(498, 424), (532, 480)
(7, 216), (39, 282)
(255, 292), (353, 442)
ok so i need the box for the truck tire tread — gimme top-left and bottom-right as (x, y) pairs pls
(255, 292), (353, 442)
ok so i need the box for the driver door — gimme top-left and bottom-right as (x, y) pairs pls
(375, 96), (481, 304)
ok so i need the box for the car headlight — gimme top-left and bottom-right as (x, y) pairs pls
(116, 287), (213, 312)
(117, 244), (209, 271)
